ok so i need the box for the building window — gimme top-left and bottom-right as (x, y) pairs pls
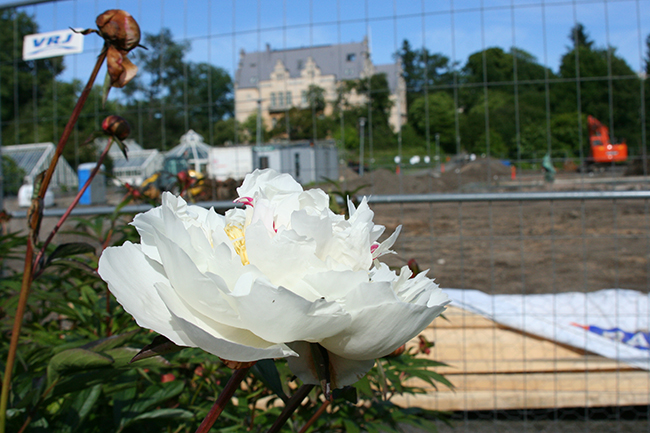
(301, 90), (307, 104)
(346, 53), (356, 62)
(276, 73), (284, 80)
(259, 156), (269, 169)
(297, 59), (303, 70)
(270, 92), (276, 107)
(250, 76), (258, 83)
(286, 91), (292, 106)
(278, 92), (284, 107)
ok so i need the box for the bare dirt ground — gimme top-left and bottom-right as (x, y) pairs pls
(331, 159), (650, 295)
(4, 158), (650, 295)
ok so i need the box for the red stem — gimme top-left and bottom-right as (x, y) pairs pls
(195, 367), (252, 433)
(0, 45), (108, 433)
(298, 399), (331, 433)
(266, 384), (315, 433)
(33, 137), (113, 276)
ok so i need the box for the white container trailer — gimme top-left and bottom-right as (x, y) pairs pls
(207, 145), (254, 181)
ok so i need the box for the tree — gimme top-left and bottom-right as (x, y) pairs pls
(408, 92), (456, 153)
(122, 29), (234, 149)
(0, 9), (64, 137)
(557, 25), (640, 148)
(396, 39), (453, 106)
(569, 23), (594, 49)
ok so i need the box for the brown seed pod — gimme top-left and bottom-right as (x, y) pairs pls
(96, 9), (140, 52)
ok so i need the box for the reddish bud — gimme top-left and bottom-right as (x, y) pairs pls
(407, 259), (420, 277)
(96, 9), (140, 52)
(161, 373), (176, 383)
(418, 335), (433, 355)
(102, 115), (130, 140)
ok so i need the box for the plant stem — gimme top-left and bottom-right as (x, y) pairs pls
(33, 137), (113, 276)
(266, 384), (314, 433)
(298, 398), (331, 433)
(0, 46), (108, 433)
(194, 367), (251, 433)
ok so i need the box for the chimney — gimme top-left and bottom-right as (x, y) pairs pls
(266, 43), (271, 52)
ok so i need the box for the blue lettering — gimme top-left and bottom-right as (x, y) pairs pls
(61, 33), (72, 43)
(32, 38), (45, 47)
(47, 36), (60, 45)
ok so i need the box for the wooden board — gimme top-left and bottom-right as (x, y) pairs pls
(393, 306), (650, 412)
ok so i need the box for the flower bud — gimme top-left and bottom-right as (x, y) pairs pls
(102, 115), (131, 140)
(219, 358), (256, 370)
(96, 9), (140, 51)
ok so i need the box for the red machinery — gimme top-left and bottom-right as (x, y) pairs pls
(587, 115), (628, 164)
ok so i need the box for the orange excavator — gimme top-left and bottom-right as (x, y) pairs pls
(587, 115), (628, 166)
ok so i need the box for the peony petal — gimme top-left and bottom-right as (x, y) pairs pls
(98, 242), (193, 347)
(155, 282), (296, 362)
(302, 270), (368, 300)
(237, 169), (302, 199)
(286, 342), (375, 388)
(150, 227), (242, 326)
(229, 276), (351, 343)
(245, 221), (326, 299)
(320, 280), (449, 360)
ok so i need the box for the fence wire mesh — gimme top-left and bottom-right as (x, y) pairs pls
(1, 0), (650, 432)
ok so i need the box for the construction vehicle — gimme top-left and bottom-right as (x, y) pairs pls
(140, 155), (205, 200)
(586, 115), (628, 167)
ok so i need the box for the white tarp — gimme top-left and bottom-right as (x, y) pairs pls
(444, 288), (650, 370)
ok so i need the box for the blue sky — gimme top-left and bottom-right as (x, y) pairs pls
(4, 0), (650, 89)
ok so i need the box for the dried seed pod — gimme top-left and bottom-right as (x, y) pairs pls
(96, 9), (140, 52)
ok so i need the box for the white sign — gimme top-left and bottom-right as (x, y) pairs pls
(23, 29), (84, 61)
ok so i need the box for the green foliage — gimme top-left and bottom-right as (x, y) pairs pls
(122, 28), (234, 149)
(0, 10), (64, 124)
(2, 155), (26, 195)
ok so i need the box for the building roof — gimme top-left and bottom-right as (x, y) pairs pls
(236, 41), (368, 89)
(112, 150), (161, 171)
(166, 130), (211, 161)
(2, 142), (78, 188)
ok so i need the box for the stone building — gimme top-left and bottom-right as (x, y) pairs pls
(234, 37), (406, 135)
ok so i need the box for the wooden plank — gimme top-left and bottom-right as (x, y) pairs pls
(412, 307), (636, 374)
(400, 306), (649, 411)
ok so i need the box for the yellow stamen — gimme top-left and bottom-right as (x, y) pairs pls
(224, 224), (249, 265)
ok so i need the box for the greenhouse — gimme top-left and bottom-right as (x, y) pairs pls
(165, 129), (212, 175)
(99, 138), (164, 186)
(2, 143), (78, 191)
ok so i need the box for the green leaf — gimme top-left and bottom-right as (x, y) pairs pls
(131, 408), (193, 422)
(251, 359), (288, 402)
(105, 347), (170, 369)
(130, 381), (184, 413)
(113, 136), (129, 159)
(82, 329), (140, 353)
(332, 386), (357, 404)
(47, 348), (114, 385)
(130, 335), (183, 364)
(45, 243), (96, 268)
(343, 418), (361, 433)
(69, 384), (102, 432)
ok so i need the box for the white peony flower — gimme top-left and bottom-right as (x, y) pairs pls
(98, 169), (449, 388)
